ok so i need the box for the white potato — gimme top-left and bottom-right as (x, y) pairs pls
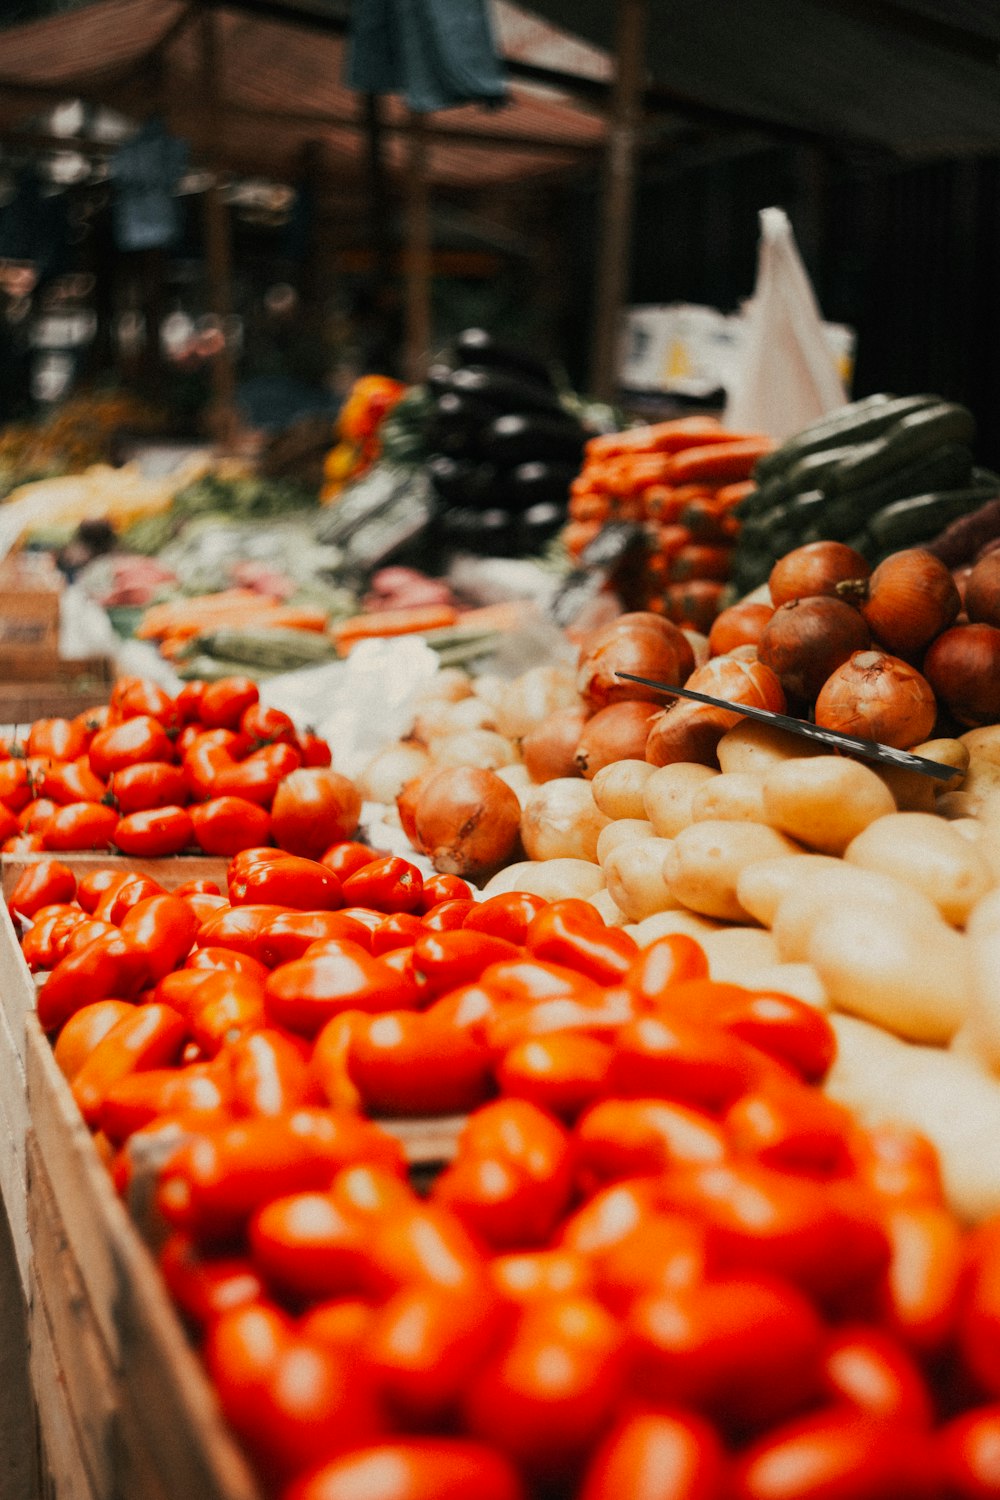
(493, 763), (535, 804)
(734, 962), (828, 1009)
(596, 819), (657, 866)
(690, 772), (769, 825)
(736, 853), (844, 928)
(358, 743), (431, 803)
(806, 900), (969, 1043)
(625, 909), (725, 946)
(698, 926), (781, 983)
(643, 762), (719, 838)
(717, 719), (825, 777)
(772, 865), (942, 962)
(587, 887), (628, 925)
(663, 819), (801, 922)
(591, 759), (657, 820)
(761, 756), (897, 855)
(482, 858), (604, 901)
(603, 838), (678, 922)
(968, 887), (1000, 938)
(521, 779), (610, 863)
(845, 811), (995, 926)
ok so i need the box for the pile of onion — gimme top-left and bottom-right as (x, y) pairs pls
(965, 551), (1000, 628)
(757, 595), (871, 705)
(411, 766), (521, 879)
(645, 652), (786, 767)
(839, 548), (960, 659)
(814, 650), (937, 749)
(924, 623), (1000, 726)
(577, 612), (695, 710)
(769, 540), (871, 607)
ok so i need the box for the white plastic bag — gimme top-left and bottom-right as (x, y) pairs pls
(725, 207), (847, 441)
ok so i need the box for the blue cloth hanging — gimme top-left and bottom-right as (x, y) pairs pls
(347, 0), (508, 113)
(110, 118), (188, 252)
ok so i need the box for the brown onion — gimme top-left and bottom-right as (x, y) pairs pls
(577, 612), (695, 710)
(414, 766), (521, 879)
(645, 654), (786, 768)
(814, 649), (937, 749)
(708, 601), (774, 656)
(521, 705), (590, 782)
(574, 700), (658, 778)
(924, 623), (1000, 726)
(757, 595), (871, 705)
(396, 770), (437, 849)
(841, 549), (960, 658)
(965, 552), (1000, 628)
(769, 541), (870, 608)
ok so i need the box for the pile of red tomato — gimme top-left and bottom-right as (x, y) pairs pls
(12, 846), (1000, 1500)
(0, 676), (359, 859)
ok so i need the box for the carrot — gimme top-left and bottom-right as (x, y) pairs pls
(585, 416), (726, 462)
(667, 438), (775, 487)
(716, 480), (756, 511)
(569, 492), (611, 523)
(136, 590), (281, 640)
(604, 453), (674, 497)
(563, 520), (603, 559)
(656, 524), (692, 558)
(331, 604), (459, 652)
(448, 602), (532, 633)
(679, 498), (739, 545)
(668, 544), (733, 584)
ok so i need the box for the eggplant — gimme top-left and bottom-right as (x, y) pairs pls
(482, 411), (585, 468)
(452, 327), (555, 389)
(496, 460), (579, 512)
(447, 365), (566, 418)
(426, 454), (478, 505)
(426, 391), (500, 456)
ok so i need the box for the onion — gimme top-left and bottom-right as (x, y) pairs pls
(414, 766), (522, 879)
(577, 612), (695, 710)
(841, 548), (960, 658)
(769, 541), (870, 607)
(397, 771), (437, 848)
(965, 552), (1000, 627)
(492, 665), (581, 740)
(431, 729), (518, 770)
(358, 743), (431, 803)
(814, 649), (937, 749)
(645, 654), (786, 768)
(757, 595), (871, 705)
(708, 601), (774, 656)
(520, 778), (610, 862)
(270, 768), (362, 859)
(521, 705), (590, 782)
(411, 668), (472, 706)
(412, 696), (496, 743)
(574, 701), (658, 779)
(924, 623), (1000, 726)
(682, 629), (712, 669)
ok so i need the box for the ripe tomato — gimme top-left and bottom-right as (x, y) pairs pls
(362, 1203), (486, 1298)
(878, 1202), (964, 1356)
(491, 1249), (594, 1306)
(71, 1003), (188, 1127)
(42, 801), (119, 851)
(224, 1029), (317, 1117)
(497, 1033), (615, 1121)
(410, 929), (520, 1001)
(52, 999), (135, 1081)
(282, 1440), (526, 1500)
(27, 716), (88, 762)
(213, 742), (302, 807)
(250, 1190), (374, 1301)
(365, 1283), (503, 1423)
(6, 857), (76, 919)
(263, 946), (418, 1036)
(959, 1231), (1000, 1398)
(40, 756), (107, 805)
(936, 1404), (1000, 1498)
(623, 934), (710, 1003)
(199, 676), (259, 730)
(607, 1014), (757, 1113)
(419, 873), (474, 911)
(591, 1213), (708, 1312)
(190, 796), (271, 856)
(819, 1325), (933, 1426)
(297, 731), (333, 768)
(119, 894), (199, 984)
(724, 1086), (856, 1178)
(94, 873), (164, 924)
(174, 680), (206, 724)
(184, 948), (268, 978)
(717, 992), (836, 1084)
(298, 1299), (375, 1355)
(99, 1065), (228, 1145)
(371, 913), (425, 955)
(195, 904), (287, 956)
(0, 759), (33, 812)
(0, 806), (18, 844)
(37, 934), (147, 1032)
(109, 761), (188, 814)
(341, 855), (424, 915)
(464, 892), (549, 945)
(578, 1411), (728, 1500)
(158, 1234), (264, 1329)
(75, 868), (131, 914)
(256, 911), (375, 967)
(229, 855), (341, 912)
(88, 715), (173, 779)
(17, 797), (57, 833)
(525, 901), (638, 984)
(270, 769), (362, 861)
(575, 1097), (728, 1185)
(732, 1408), (938, 1500)
(241, 702), (297, 745)
(348, 1012), (493, 1117)
(421, 898), (477, 932)
(320, 841), (381, 880)
(113, 806), (194, 858)
(115, 679), (176, 726)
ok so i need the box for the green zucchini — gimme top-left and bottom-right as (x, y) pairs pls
(828, 403), (976, 493)
(810, 443), (975, 540)
(197, 627), (336, 672)
(752, 394), (939, 483)
(868, 486), (1000, 552)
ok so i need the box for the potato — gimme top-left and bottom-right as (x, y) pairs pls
(806, 901), (969, 1043)
(521, 779), (610, 863)
(761, 756), (897, 855)
(690, 772), (769, 825)
(954, 727), (1000, 819)
(772, 866), (942, 962)
(493, 763), (535, 804)
(734, 962), (829, 1010)
(643, 762), (718, 838)
(587, 887), (628, 926)
(482, 858), (605, 901)
(844, 811), (995, 926)
(736, 853), (843, 928)
(870, 762), (935, 813)
(717, 719), (825, 777)
(603, 838), (678, 922)
(958, 929), (1000, 1073)
(596, 818), (657, 866)
(662, 820), (801, 922)
(968, 888), (1000, 938)
(591, 759), (657, 820)
(698, 926), (781, 983)
(625, 909), (725, 946)
(825, 1013), (1000, 1222)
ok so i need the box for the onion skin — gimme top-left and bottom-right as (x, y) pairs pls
(577, 612), (695, 710)
(397, 771), (437, 849)
(965, 552), (1000, 628)
(573, 701), (658, 779)
(814, 649), (938, 749)
(757, 595), (871, 706)
(844, 548), (960, 659)
(708, 601), (774, 656)
(769, 541), (870, 608)
(414, 766), (522, 879)
(924, 623), (1000, 726)
(521, 706), (590, 783)
(645, 654), (786, 768)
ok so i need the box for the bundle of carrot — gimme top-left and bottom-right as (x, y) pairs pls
(561, 416), (774, 632)
(136, 591), (330, 664)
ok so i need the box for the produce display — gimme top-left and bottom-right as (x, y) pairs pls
(564, 417), (772, 630)
(0, 676), (358, 858)
(731, 394), (1000, 595)
(0, 389), (161, 499)
(9, 845), (1000, 1498)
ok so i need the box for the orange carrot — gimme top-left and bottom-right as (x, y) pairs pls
(716, 480), (756, 511)
(667, 438), (775, 487)
(569, 492), (611, 523)
(585, 416), (726, 462)
(331, 604), (459, 652)
(668, 544), (733, 583)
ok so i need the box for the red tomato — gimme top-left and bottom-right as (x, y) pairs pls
(732, 1409), (939, 1500)
(607, 1014), (758, 1113)
(3, 832), (45, 854)
(819, 1325), (933, 1426)
(419, 873), (474, 911)
(263, 945), (418, 1036)
(71, 1004), (188, 1127)
(320, 841), (382, 880)
(241, 702), (297, 745)
(410, 928), (521, 1001)
(113, 806), (194, 858)
(17, 797), (56, 833)
(0, 806), (18, 844)
(497, 1033), (615, 1121)
(724, 1085), (856, 1178)
(119, 893), (199, 984)
(183, 736), (239, 801)
(52, 998), (135, 1081)
(491, 1249), (594, 1306)
(365, 1283), (503, 1423)
(99, 1065), (228, 1145)
(0, 759), (32, 811)
(224, 1029), (317, 1116)
(628, 1273), (823, 1428)
(27, 716), (88, 762)
(199, 676), (259, 730)
(229, 855), (341, 912)
(341, 855), (424, 914)
(282, 1441), (525, 1500)
(591, 1213), (709, 1312)
(525, 901), (638, 984)
(362, 1203), (486, 1297)
(174, 680), (206, 723)
(578, 1411), (728, 1500)
(852, 1123), (945, 1205)
(250, 1190), (375, 1301)
(42, 801), (119, 851)
(421, 898), (477, 932)
(270, 769), (362, 860)
(624, 934), (711, 1004)
(109, 761), (188, 814)
(718, 992), (836, 1084)
(558, 1179), (666, 1259)
(257, 911), (376, 966)
(297, 731), (333, 768)
(190, 796), (271, 855)
(185, 948), (268, 978)
(115, 679), (176, 726)
(94, 873), (164, 924)
(878, 1202), (964, 1356)
(299, 1300), (376, 1355)
(479, 957), (603, 1007)
(371, 913), (426, 955)
(41, 756), (107, 805)
(195, 904), (287, 956)
(213, 742), (302, 807)
(20, 905), (87, 971)
(6, 857), (76, 919)
(348, 1012), (493, 1117)
(189, 985), (267, 1059)
(575, 1097), (728, 1185)
(37, 934), (147, 1032)
(159, 1233), (264, 1329)
(88, 715), (173, 779)
(959, 1232), (1000, 1398)
(464, 892), (549, 945)
(936, 1404), (1000, 1498)
(75, 868), (130, 914)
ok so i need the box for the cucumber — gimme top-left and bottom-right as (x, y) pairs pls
(752, 394), (938, 483)
(197, 627), (335, 672)
(734, 473), (796, 520)
(779, 444), (864, 497)
(828, 403), (976, 493)
(812, 443), (975, 540)
(868, 486), (1000, 552)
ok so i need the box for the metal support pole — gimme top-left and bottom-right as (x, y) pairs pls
(589, 0), (647, 402)
(402, 111), (432, 384)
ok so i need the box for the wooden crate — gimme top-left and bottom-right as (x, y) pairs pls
(0, 657), (114, 728)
